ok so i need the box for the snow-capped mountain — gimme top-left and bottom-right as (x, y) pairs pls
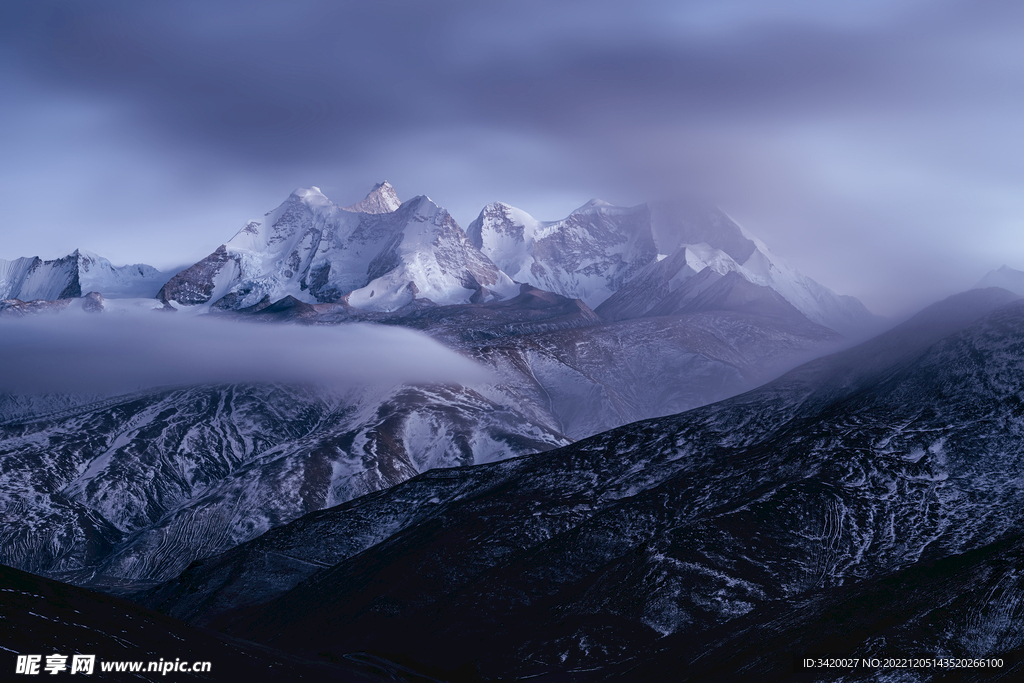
(4, 183), (875, 342)
(466, 200), (659, 309)
(8, 177), (1012, 681)
(469, 200), (876, 336)
(5, 182), (875, 343)
(0, 184), (859, 591)
(0, 249), (169, 301)
(975, 264), (1024, 296)
(158, 182), (519, 312)
(1, 180), (874, 601)
(645, 203), (876, 337)
(142, 288), (1024, 680)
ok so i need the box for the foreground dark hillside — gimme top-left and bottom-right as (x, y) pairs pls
(0, 563), (439, 682)
(605, 533), (1024, 682)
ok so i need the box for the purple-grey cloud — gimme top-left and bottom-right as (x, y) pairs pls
(0, 0), (1022, 316)
(0, 312), (492, 394)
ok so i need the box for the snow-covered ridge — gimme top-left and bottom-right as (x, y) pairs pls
(466, 200), (658, 308)
(5, 181), (875, 336)
(342, 180), (402, 214)
(470, 198), (876, 335)
(159, 183), (519, 312)
(0, 249), (171, 301)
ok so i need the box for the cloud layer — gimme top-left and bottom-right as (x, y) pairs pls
(1, 0), (1022, 315)
(0, 313), (492, 394)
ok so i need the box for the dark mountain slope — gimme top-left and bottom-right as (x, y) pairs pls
(0, 563), (425, 682)
(143, 288), (1024, 680)
(602, 532), (1024, 682)
(467, 304), (840, 440)
(0, 382), (568, 591)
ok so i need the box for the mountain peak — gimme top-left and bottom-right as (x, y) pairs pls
(284, 185), (331, 211)
(975, 265), (1024, 297)
(0, 249), (168, 301)
(290, 186), (326, 199)
(571, 198), (613, 214)
(344, 181), (401, 214)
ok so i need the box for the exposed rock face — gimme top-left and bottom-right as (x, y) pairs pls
(156, 245), (233, 306)
(466, 305), (840, 440)
(221, 279), (841, 441)
(0, 296), (75, 317)
(0, 291), (106, 317)
(596, 254), (805, 322)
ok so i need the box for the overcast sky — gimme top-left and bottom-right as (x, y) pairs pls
(1, 0), (1022, 316)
